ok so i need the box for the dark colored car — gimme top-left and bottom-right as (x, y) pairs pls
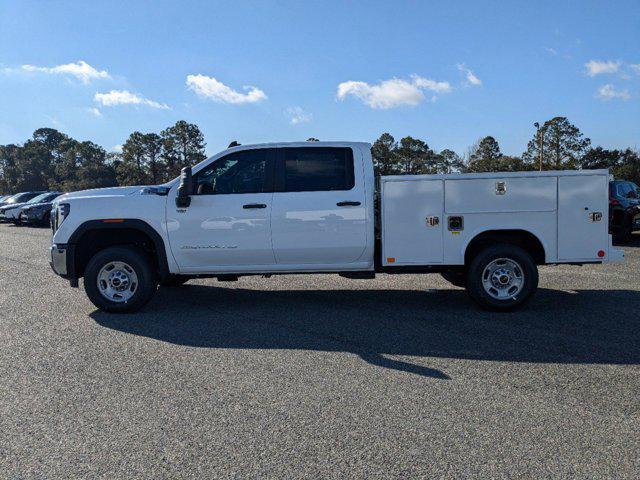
(19, 192), (65, 226)
(609, 180), (640, 241)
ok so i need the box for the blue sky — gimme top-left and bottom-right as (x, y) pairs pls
(0, 0), (639, 156)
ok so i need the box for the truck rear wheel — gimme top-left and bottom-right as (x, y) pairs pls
(466, 244), (538, 311)
(84, 246), (157, 313)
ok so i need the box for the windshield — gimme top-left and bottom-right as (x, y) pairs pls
(26, 192), (60, 204)
(618, 182), (640, 199)
(5, 193), (25, 204)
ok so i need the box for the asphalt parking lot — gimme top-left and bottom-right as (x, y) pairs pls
(0, 223), (638, 479)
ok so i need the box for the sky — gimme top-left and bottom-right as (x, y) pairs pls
(0, 0), (639, 157)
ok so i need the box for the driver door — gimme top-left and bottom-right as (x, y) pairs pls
(167, 148), (276, 272)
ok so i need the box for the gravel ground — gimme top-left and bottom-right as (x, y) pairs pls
(0, 223), (638, 479)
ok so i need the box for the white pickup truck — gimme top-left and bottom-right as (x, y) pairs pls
(49, 141), (623, 313)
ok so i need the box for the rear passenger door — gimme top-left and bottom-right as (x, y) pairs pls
(271, 147), (367, 266)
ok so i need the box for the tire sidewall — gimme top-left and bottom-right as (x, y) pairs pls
(84, 246), (157, 313)
(466, 244), (538, 311)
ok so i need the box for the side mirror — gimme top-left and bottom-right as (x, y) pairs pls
(176, 167), (193, 208)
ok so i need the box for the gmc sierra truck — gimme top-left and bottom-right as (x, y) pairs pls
(49, 141), (623, 313)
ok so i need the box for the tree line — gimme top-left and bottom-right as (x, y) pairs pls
(1, 116), (639, 194)
(371, 116), (639, 183)
(0, 120), (206, 194)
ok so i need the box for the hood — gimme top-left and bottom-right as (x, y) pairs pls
(57, 186), (146, 201)
(0, 201), (28, 212)
(22, 202), (53, 211)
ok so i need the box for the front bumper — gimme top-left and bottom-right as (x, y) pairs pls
(50, 245), (68, 276)
(1, 208), (20, 221)
(22, 211), (43, 223)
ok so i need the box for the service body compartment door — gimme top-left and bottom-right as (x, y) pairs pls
(445, 176), (557, 214)
(382, 179), (443, 265)
(558, 174), (608, 261)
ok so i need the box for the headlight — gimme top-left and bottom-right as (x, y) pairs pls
(55, 203), (71, 228)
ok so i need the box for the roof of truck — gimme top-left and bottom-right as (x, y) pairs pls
(225, 141), (371, 150)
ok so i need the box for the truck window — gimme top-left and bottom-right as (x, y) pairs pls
(282, 147), (354, 192)
(194, 149), (270, 195)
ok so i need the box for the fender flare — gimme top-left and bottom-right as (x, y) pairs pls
(461, 227), (549, 263)
(68, 219), (170, 279)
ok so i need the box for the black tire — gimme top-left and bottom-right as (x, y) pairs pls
(465, 243), (538, 311)
(440, 270), (466, 288)
(84, 246), (157, 313)
(159, 274), (190, 287)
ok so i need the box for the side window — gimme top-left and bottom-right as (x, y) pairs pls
(194, 149), (270, 195)
(282, 147), (354, 192)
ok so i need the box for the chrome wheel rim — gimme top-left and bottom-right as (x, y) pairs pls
(97, 261), (138, 303)
(481, 258), (524, 300)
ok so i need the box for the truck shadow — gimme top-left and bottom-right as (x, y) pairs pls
(90, 286), (640, 380)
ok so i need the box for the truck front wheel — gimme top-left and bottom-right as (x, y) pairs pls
(84, 246), (158, 313)
(466, 244), (538, 311)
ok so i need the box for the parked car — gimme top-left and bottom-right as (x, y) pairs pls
(49, 141), (623, 313)
(18, 192), (65, 226)
(1, 191), (44, 208)
(0, 192), (50, 223)
(0, 195), (12, 205)
(609, 180), (640, 242)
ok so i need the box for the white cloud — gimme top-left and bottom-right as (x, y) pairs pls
(410, 75), (452, 93)
(629, 64), (640, 75)
(596, 84), (631, 101)
(112, 144), (123, 153)
(336, 75), (451, 109)
(186, 74), (267, 104)
(19, 60), (110, 84)
(88, 107), (102, 117)
(585, 60), (621, 76)
(285, 106), (312, 125)
(457, 63), (482, 86)
(94, 90), (170, 109)
(545, 47), (558, 56)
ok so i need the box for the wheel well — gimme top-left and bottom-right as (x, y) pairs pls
(73, 227), (160, 278)
(465, 230), (546, 265)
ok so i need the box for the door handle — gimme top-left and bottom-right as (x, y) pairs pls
(243, 203), (267, 209)
(336, 201), (361, 207)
